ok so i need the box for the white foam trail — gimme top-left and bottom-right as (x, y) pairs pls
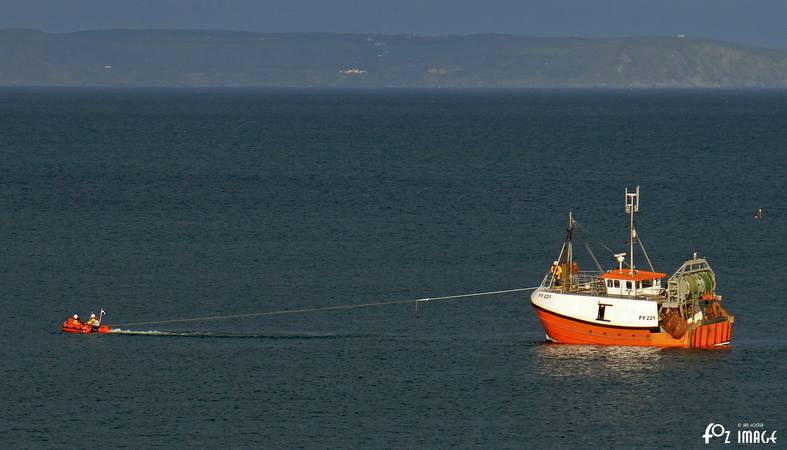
(109, 328), (194, 336)
(108, 328), (368, 338)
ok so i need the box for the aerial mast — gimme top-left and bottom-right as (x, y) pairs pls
(625, 186), (640, 277)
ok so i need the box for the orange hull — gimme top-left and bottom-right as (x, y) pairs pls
(62, 322), (110, 334)
(691, 319), (733, 349)
(533, 305), (731, 349)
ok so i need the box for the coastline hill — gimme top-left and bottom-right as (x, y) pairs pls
(1, 29), (786, 87)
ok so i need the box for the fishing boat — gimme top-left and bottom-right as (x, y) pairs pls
(530, 186), (734, 349)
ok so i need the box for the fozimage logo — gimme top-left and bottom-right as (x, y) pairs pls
(702, 422), (778, 445)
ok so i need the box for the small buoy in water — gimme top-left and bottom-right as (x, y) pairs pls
(754, 208), (764, 219)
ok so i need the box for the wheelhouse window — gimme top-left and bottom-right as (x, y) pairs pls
(626, 281), (632, 289)
(642, 279), (653, 288)
(613, 280), (620, 288)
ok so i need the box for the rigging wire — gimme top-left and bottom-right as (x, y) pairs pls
(637, 236), (656, 272)
(110, 286), (540, 327)
(574, 220), (629, 268)
(575, 218), (658, 272)
(573, 220), (617, 257)
(582, 239), (604, 272)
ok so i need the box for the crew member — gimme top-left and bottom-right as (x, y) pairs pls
(550, 261), (563, 286)
(86, 313), (100, 326)
(72, 314), (81, 325)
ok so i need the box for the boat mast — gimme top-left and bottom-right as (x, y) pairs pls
(625, 186), (640, 277)
(564, 210), (574, 293)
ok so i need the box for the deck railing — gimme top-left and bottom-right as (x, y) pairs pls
(541, 271), (604, 293)
(575, 271), (602, 286)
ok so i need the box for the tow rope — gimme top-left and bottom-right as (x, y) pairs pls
(110, 286), (540, 327)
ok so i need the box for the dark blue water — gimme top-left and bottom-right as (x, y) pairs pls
(2, 89), (786, 448)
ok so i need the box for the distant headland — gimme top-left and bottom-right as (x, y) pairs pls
(1, 29), (786, 88)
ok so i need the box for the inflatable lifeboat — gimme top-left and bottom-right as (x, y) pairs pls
(62, 319), (110, 334)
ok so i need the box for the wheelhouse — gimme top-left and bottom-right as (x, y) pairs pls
(600, 269), (665, 297)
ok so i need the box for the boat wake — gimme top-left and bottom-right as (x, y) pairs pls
(108, 328), (371, 339)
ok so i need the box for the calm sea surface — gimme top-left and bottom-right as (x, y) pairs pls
(1, 89), (786, 448)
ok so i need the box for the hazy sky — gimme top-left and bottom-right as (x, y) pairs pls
(2, 0), (786, 48)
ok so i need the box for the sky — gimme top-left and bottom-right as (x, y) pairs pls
(2, 0), (786, 49)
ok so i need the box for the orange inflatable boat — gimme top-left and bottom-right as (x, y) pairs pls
(62, 318), (110, 334)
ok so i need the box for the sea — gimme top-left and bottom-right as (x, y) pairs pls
(1, 88), (785, 449)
